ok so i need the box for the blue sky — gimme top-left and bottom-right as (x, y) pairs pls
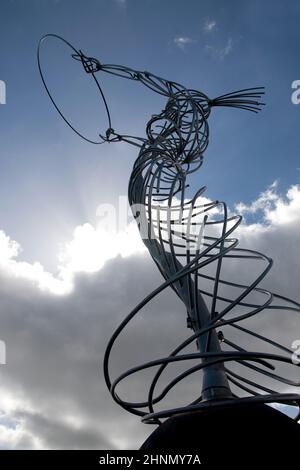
(1, 0), (300, 270)
(0, 0), (300, 450)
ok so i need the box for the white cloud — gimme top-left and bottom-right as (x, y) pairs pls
(203, 19), (217, 33)
(174, 36), (196, 51)
(0, 220), (145, 296)
(0, 231), (71, 295)
(58, 221), (145, 280)
(235, 180), (279, 215)
(235, 180), (300, 227)
(205, 37), (233, 60)
(221, 37), (233, 59)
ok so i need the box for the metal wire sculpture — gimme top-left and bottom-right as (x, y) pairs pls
(38, 34), (300, 425)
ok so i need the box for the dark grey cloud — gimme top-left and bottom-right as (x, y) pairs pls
(13, 410), (110, 450)
(0, 253), (190, 449)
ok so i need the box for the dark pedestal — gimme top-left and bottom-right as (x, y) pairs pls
(140, 403), (300, 464)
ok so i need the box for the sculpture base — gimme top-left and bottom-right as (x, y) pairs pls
(140, 403), (300, 463)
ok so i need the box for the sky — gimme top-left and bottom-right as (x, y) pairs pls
(0, 0), (299, 449)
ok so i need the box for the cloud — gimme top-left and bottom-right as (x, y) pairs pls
(0, 408), (111, 450)
(205, 37), (233, 60)
(0, 231), (71, 295)
(221, 38), (233, 59)
(174, 36), (196, 51)
(58, 221), (145, 286)
(203, 19), (217, 33)
(0, 218), (145, 296)
(235, 180), (279, 216)
(0, 181), (298, 449)
(13, 410), (110, 450)
(0, 248), (190, 449)
(235, 180), (300, 226)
